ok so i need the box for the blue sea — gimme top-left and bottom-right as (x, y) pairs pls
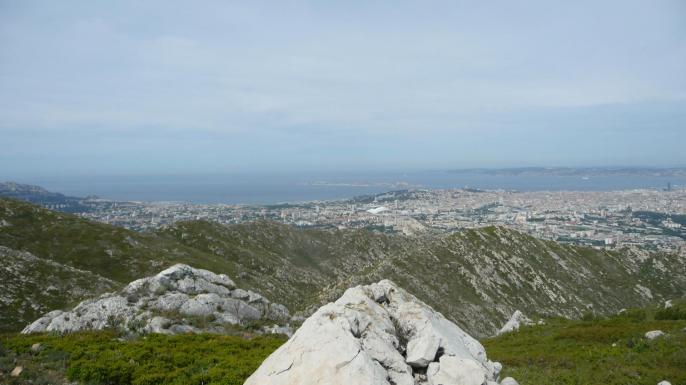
(19, 171), (686, 204)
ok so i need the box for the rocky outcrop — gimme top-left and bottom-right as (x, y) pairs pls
(497, 310), (533, 335)
(245, 280), (511, 385)
(22, 264), (290, 335)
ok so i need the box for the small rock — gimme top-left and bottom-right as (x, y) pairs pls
(10, 366), (23, 377)
(500, 377), (519, 385)
(31, 342), (42, 352)
(664, 300), (673, 309)
(497, 310), (533, 335)
(657, 381), (671, 385)
(645, 330), (665, 340)
(262, 324), (293, 337)
(492, 361), (502, 377)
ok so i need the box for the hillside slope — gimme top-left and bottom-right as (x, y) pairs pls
(0, 199), (233, 332)
(483, 302), (686, 385)
(2, 197), (685, 336)
(159, 220), (686, 336)
(0, 246), (119, 332)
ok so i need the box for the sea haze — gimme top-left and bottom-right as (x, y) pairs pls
(16, 170), (686, 205)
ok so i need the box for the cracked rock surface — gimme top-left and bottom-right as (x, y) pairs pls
(22, 264), (290, 335)
(245, 280), (508, 385)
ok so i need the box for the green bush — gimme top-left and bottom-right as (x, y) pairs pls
(483, 317), (686, 385)
(0, 331), (285, 385)
(618, 308), (648, 322)
(655, 305), (686, 320)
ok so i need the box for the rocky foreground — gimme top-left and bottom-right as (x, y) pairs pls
(22, 264), (290, 335)
(246, 279), (515, 385)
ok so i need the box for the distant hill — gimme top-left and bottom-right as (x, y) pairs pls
(2, 197), (685, 336)
(0, 182), (91, 213)
(448, 166), (686, 177)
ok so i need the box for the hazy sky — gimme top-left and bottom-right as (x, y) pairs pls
(1, 0), (685, 177)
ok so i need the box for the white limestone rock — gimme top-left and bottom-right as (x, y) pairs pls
(10, 366), (23, 377)
(22, 264), (289, 335)
(645, 330), (665, 340)
(657, 381), (672, 385)
(497, 310), (534, 335)
(22, 310), (64, 333)
(406, 333), (440, 367)
(145, 316), (173, 334)
(492, 361), (502, 378)
(244, 280), (501, 385)
(148, 292), (190, 312)
(500, 377), (520, 385)
(427, 356), (486, 385)
(262, 324), (294, 337)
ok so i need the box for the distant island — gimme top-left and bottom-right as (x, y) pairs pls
(447, 167), (686, 177)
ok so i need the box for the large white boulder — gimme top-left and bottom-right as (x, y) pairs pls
(22, 264), (290, 335)
(244, 280), (502, 385)
(497, 310), (533, 335)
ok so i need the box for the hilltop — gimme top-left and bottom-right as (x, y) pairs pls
(2, 197), (685, 337)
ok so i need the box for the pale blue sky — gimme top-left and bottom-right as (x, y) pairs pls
(1, 0), (685, 177)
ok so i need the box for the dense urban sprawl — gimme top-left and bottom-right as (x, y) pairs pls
(61, 188), (686, 256)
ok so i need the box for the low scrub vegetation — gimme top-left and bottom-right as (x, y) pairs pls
(0, 331), (285, 385)
(3, 303), (685, 385)
(484, 303), (686, 385)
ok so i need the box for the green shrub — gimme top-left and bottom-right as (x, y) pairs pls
(655, 305), (686, 320)
(483, 317), (686, 385)
(618, 308), (648, 322)
(0, 331), (286, 385)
